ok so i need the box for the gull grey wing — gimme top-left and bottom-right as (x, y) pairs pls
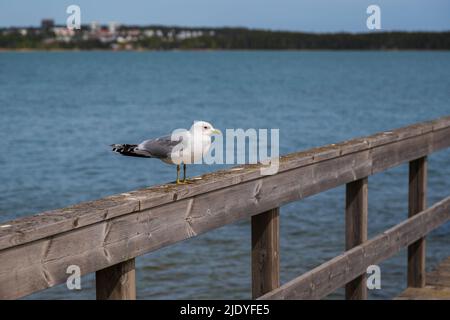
(136, 135), (183, 159)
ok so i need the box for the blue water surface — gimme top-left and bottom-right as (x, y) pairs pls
(0, 51), (449, 299)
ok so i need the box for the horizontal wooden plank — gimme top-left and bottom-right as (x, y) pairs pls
(396, 286), (450, 300)
(259, 196), (450, 300)
(397, 256), (450, 299)
(0, 152), (372, 299)
(1, 116), (450, 299)
(426, 257), (450, 288)
(0, 116), (449, 252)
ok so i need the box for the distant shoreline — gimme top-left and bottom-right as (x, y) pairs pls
(2, 27), (449, 51)
(1, 48), (450, 52)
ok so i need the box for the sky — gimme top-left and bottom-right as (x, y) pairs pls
(0, 0), (449, 32)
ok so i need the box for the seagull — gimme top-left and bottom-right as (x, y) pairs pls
(111, 121), (221, 184)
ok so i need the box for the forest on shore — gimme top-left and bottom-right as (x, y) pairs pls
(1, 25), (449, 50)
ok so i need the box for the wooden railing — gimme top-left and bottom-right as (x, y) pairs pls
(1, 116), (450, 299)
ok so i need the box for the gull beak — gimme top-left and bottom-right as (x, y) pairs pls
(212, 128), (222, 135)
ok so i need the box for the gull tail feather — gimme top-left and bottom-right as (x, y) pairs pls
(110, 144), (150, 158)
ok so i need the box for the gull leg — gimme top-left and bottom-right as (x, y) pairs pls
(176, 164), (181, 184)
(182, 163), (194, 184)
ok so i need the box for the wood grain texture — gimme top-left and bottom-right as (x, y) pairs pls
(96, 258), (136, 300)
(345, 178), (368, 300)
(1, 116), (449, 252)
(0, 152), (370, 299)
(396, 286), (450, 300)
(408, 157), (427, 288)
(1, 116), (450, 299)
(397, 257), (450, 299)
(251, 208), (280, 299)
(427, 257), (450, 286)
(259, 195), (450, 300)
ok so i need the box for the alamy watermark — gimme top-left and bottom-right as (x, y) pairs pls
(367, 5), (381, 30)
(64, 4), (382, 32)
(168, 126), (280, 175)
(66, 5), (81, 30)
(66, 265), (81, 290)
(367, 265), (381, 290)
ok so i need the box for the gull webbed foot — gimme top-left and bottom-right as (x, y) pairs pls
(175, 164), (194, 184)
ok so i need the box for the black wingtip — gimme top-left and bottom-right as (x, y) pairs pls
(110, 144), (121, 153)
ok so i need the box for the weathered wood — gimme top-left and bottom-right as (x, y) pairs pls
(259, 195), (450, 300)
(251, 208), (280, 299)
(0, 152), (370, 299)
(421, 256), (450, 287)
(397, 256), (450, 299)
(1, 116), (450, 299)
(96, 258), (136, 300)
(345, 178), (368, 300)
(408, 157), (427, 288)
(1, 116), (450, 252)
(370, 132), (431, 175)
(427, 257), (450, 287)
(396, 286), (450, 300)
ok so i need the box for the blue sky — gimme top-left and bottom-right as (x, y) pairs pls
(1, 0), (449, 32)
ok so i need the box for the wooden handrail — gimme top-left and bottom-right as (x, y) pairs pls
(345, 177), (368, 299)
(251, 208), (280, 298)
(1, 116), (450, 299)
(408, 157), (427, 288)
(259, 196), (450, 300)
(96, 258), (136, 300)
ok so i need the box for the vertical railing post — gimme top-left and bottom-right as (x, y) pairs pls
(408, 156), (427, 288)
(345, 177), (368, 300)
(251, 208), (280, 299)
(96, 258), (136, 300)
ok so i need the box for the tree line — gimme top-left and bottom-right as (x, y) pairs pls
(1, 26), (449, 50)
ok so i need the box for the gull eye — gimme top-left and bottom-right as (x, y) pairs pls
(203, 126), (208, 129)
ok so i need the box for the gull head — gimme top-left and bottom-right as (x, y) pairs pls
(190, 121), (221, 136)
